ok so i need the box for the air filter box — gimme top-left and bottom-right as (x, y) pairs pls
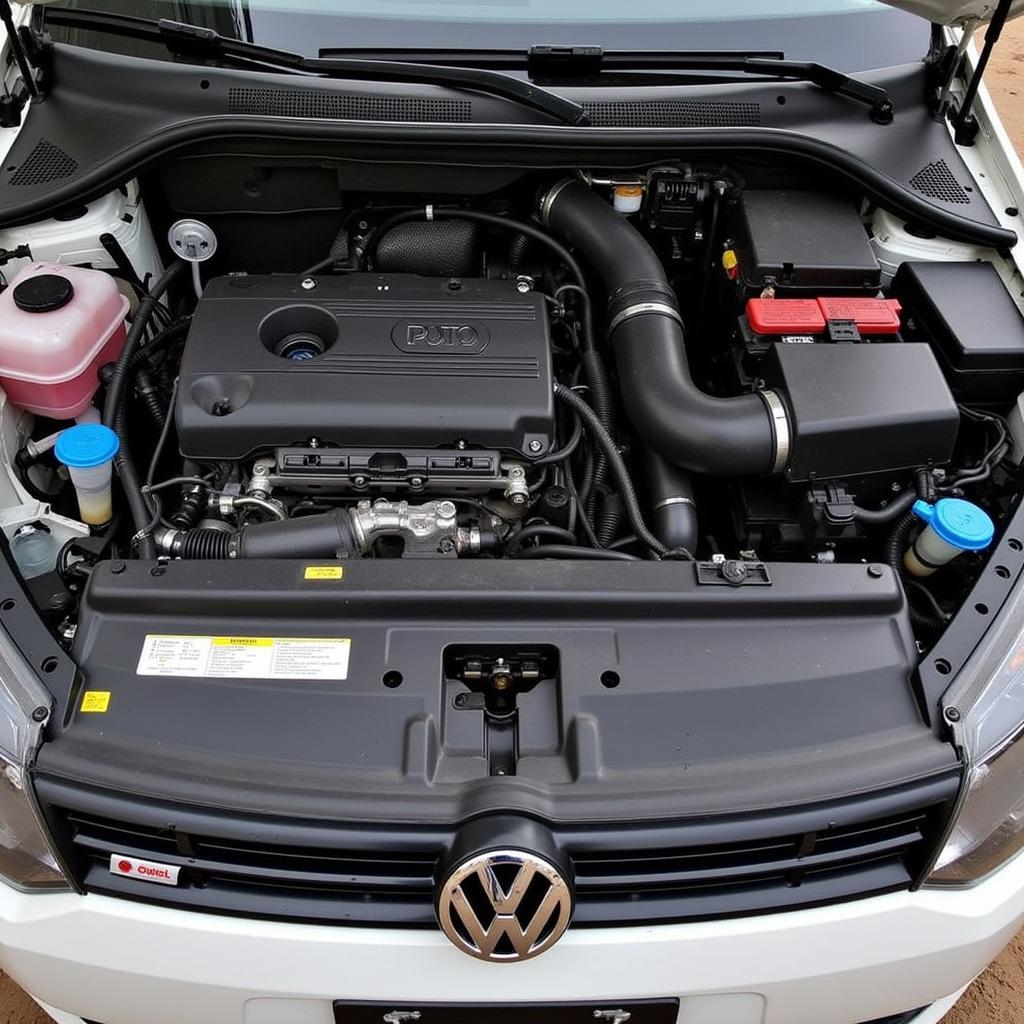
(764, 342), (959, 481)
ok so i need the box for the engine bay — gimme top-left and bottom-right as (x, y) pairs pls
(0, 162), (1023, 650)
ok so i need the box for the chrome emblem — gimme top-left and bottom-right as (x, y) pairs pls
(436, 849), (573, 962)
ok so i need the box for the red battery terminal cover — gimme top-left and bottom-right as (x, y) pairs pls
(816, 297), (902, 334)
(747, 297), (903, 336)
(746, 299), (825, 334)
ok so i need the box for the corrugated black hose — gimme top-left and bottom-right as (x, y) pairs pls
(102, 261), (187, 559)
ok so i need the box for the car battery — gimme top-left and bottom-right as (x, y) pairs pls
(740, 296), (904, 362)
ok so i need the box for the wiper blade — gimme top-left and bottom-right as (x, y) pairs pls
(40, 8), (590, 126)
(320, 46), (895, 124)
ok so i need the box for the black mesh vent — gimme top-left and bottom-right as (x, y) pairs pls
(909, 159), (971, 205)
(8, 140), (79, 186)
(582, 99), (761, 127)
(227, 87), (472, 123)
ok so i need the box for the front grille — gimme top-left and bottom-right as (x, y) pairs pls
(39, 778), (950, 928)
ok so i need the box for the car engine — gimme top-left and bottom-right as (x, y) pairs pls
(1, 167), (1022, 644)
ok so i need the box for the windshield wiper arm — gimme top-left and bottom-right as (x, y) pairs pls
(319, 46), (895, 124)
(40, 8), (590, 126)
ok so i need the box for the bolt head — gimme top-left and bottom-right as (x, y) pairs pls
(510, 493), (527, 506)
(300, 277), (317, 291)
(722, 560), (748, 584)
(528, 440), (543, 454)
(945, 707), (961, 723)
(31, 706), (48, 723)
(436, 501), (456, 519)
(867, 563), (885, 579)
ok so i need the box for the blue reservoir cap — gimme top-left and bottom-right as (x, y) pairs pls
(912, 498), (995, 552)
(55, 424), (120, 469)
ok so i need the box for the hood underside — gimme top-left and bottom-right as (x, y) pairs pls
(881, 0), (1023, 25)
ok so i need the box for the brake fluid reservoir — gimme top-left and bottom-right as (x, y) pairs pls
(0, 263), (129, 419)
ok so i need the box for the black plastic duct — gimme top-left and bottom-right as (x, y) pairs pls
(541, 179), (787, 476)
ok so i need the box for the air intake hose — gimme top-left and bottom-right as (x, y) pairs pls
(540, 180), (789, 476)
(168, 511), (359, 560)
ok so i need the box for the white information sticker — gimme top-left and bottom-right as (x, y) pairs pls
(136, 635), (351, 680)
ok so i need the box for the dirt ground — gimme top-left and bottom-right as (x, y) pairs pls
(1, 17), (1023, 1024)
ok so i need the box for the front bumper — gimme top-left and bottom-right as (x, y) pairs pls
(4, 851), (1024, 1024)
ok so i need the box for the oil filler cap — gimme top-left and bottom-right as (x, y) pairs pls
(12, 273), (75, 313)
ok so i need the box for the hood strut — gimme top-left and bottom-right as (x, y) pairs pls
(951, 0), (1013, 144)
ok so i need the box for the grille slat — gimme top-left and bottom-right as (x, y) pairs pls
(50, 795), (943, 928)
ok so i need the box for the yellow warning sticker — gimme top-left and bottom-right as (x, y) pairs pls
(137, 635), (351, 680)
(80, 691), (111, 713)
(304, 566), (344, 581)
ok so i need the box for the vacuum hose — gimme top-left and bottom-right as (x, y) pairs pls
(540, 180), (789, 477)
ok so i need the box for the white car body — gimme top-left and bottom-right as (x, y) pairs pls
(1, 3), (1024, 1024)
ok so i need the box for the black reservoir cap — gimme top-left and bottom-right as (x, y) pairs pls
(12, 273), (75, 313)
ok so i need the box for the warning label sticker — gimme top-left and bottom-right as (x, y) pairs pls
(136, 635), (351, 680)
(304, 566), (344, 581)
(80, 691), (111, 713)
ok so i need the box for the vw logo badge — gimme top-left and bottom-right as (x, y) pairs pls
(436, 849), (573, 962)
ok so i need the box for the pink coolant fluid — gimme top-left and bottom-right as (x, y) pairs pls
(0, 262), (130, 419)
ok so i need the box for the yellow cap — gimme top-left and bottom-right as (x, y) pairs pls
(722, 249), (739, 271)
(615, 184), (644, 197)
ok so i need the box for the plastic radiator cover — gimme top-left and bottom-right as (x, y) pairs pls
(42, 559), (959, 824)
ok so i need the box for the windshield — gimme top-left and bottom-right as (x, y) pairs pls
(46, 0), (929, 71)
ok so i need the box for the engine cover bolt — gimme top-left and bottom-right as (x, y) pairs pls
(300, 277), (317, 291)
(721, 560), (748, 584)
(528, 440), (544, 453)
(867, 563), (885, 579)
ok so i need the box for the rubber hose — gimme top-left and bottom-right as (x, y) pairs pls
(135, 369), (166, 429)
(513, 544), (639, 561)
(508, 232), (531, 270)
(169, 485), (207, 531)
(541, 180), (783, 477)
(595, 491), (625, 548)
(885, 510), (946, 632)
(178, 528), (233, 559)
(554, 384), (674, 559)
(176, 511), (359, 560)
(851, 489), (917, 526)
(103, 261), (187, 558)
(645, 451), (699, 553)
(579, 348), (615, 515)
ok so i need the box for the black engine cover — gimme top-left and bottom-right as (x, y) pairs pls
(176, 274), (555, 461)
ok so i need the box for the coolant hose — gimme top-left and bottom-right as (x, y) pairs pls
(540, 180), (788, 476)
(102, 261), (187, 558)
